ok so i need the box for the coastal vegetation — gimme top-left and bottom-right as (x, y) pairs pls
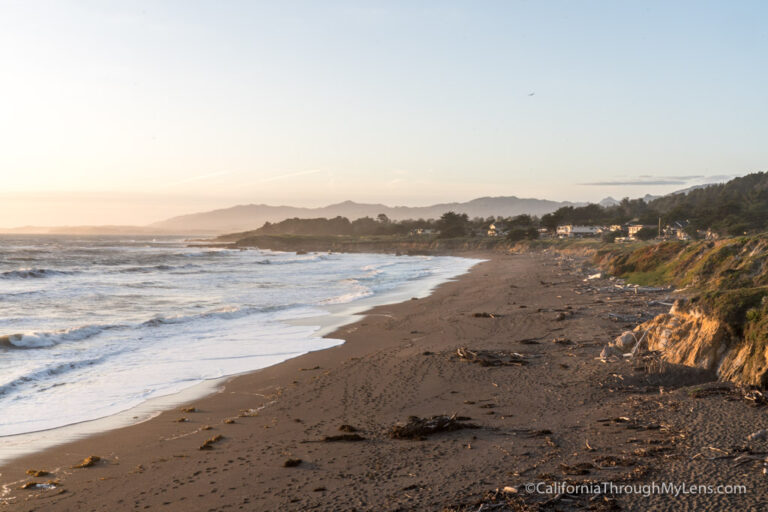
(544, 172), (768, 236)
(596, 236), (768, 386)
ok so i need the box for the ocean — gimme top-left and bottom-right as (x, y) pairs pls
(0, 236), (478, 437)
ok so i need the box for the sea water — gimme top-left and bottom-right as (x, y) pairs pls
(0, 236), (478, 437)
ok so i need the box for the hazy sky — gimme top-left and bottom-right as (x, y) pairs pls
(1, 0), (766, 226)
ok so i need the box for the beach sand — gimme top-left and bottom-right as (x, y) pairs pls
(2, 252), (767, 511)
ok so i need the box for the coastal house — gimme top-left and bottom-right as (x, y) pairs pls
(555, 225), (601, 238)
(409, 228), (437, 236)
(662, 221), (690, 241)
(487, 222), (507, 237)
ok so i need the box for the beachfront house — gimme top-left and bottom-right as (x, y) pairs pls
(555, 225), (601, 238)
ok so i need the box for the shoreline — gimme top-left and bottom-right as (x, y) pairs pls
(3, 251), (767, 510)
(0, 252), (483, 468)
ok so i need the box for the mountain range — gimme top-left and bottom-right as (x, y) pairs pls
(146, 196), (585, 234)
(0, 184), (715, 235)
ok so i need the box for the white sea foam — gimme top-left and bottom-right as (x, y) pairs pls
(0, 236), (480, 437)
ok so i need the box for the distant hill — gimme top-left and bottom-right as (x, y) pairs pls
(149, 197), (584, 234)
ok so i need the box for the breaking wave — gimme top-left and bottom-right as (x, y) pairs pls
(0, 268), (78, 279)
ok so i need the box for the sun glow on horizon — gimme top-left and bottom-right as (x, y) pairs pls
(1, 0), (766, 227)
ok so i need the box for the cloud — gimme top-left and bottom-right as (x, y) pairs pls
(581, 179), (688, 186)
(580, 173), (738, 187)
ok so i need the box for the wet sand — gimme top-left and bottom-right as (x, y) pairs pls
(2, 252), (767, 511)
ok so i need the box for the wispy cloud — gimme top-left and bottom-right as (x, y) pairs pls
(581, 179), (688, 186)
(580, 174), (737, 187)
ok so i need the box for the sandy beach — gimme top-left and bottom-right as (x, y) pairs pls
(2, 252), (767, 511)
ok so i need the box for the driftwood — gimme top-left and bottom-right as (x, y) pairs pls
(72, 456), (101, 468)
(388, 414), (479, 440)
(744, 389), (768, 406)
(455, 347), (528, 366)
(321, 433), (366, 442)
(473, 312), (504, 318)
(607, 312), (644, 322)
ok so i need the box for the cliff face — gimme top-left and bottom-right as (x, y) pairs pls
(593, 236), (768, 387)
(636, 299), (768, 387)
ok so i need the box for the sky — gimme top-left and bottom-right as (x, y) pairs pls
(0, 0), (766, 227)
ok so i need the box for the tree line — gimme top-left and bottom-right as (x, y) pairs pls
(249, 172), (768, 240)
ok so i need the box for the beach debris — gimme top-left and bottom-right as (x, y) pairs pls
(200, 425), (213, 430)
(199, 434), (223, 450)
(388, 414), (479, 440)
(321, 433), (366, 442)
(300, 365), (321, 371)
(509, 428), (552, 438)
(455, 347), (528, 366)
(223, 418), (236, 424)
(552, 336), (574, 345)
(560, 462), (594, 475)
(748, 429), (768, 442)
(518, 338), (541, 345)
(688, 385), (732, 398)
(338, 424), (359, 432)
(607, 312), (645, 323)
(175, 417), (189, 422)
(633, 446), (674, 457)
(614, 332), (636, 351)
(600, 345), (623, 360)
(594, 455), (636, 468)
(283, 458), (303, 467)
(18, 480), (60, 491)
(181, 406), (197, 413)
(72, 455), (101, 468)
(25, 469), (50, 477)
(744, 389), (768, 406)
(473, 312), (502, 318)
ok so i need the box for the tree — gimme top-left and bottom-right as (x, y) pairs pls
(437, 211), (470, 238)
(508, 214), (534, 228)
(634, 227), (657, 241)
(507, 227), (539, 242)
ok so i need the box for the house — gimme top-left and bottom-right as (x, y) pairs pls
(487, 222), (507, 237)
(662, 221), (690, 241)
(409, 228), (437, 236)
(556, 225), (601, 238)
